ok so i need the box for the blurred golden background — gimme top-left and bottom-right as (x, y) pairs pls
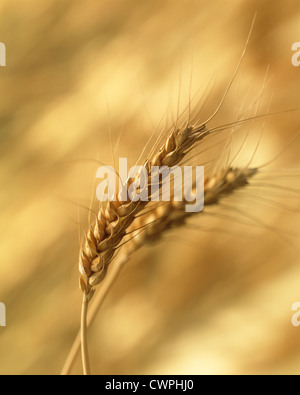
(0, 0), (300, 375)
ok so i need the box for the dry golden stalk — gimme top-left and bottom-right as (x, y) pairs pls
(78, 122), (209, 375)
(61, 252), (128, 376)
(71, 17), (260, 375)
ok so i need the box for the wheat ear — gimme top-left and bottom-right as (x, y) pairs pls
(126, 167), (258, 249)
(79, 123), (209, 302)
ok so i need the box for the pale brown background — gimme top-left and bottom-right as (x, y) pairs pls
(0, 0), (300, 375)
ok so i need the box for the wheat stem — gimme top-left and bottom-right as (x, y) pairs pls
(81, 295), (91, 375)
(61, 253), (129, 375)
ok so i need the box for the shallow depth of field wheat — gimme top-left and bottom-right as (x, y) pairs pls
(0, 0), (300, 375)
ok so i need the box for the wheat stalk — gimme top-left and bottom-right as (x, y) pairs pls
(78, 15), (258, 300)
(75, 86), (264, 376)
(64, 17), (260, 375)
(78, 122), (209, 374)
(62, 159), (259, 374)
(79, 120), (266, 376)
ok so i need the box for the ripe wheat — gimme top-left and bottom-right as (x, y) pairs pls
(126, 167), (258, 253)
(79, 122), (209, 302)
